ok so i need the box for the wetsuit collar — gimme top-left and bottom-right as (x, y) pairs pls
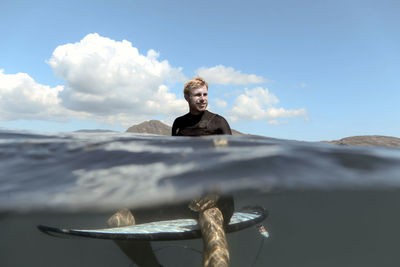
(189, 111), (205, 117)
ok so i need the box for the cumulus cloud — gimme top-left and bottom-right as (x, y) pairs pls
(213, 98), (228, 108)
(195, 65), (267, 85)
(1, 33), (309, 129)
(0, 69), (81, 121)
(228, 87), (308, 124)
(0, 34), (190, 127)
(48, 33), (187, 126)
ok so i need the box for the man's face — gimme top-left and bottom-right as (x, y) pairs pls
(186, 86), (208, 115)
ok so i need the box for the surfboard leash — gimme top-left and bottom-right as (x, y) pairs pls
(250, 224), (269, 267)
(153, 244), (202, 255)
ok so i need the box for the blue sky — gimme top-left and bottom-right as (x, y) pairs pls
(1, 0), (399, 141)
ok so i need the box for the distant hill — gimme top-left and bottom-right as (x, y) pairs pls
(126, 120), (245, 136)
(231, 129), (244, 136)
(126, 121), (399, 148)
(322, 135), (400, 148)
(126, 120), (172, 136)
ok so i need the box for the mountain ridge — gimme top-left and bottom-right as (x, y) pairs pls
(126, 120), (400, 148)
(321, 135), (400, 148)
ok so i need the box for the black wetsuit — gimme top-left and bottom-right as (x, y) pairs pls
(172, 110), (232, 136)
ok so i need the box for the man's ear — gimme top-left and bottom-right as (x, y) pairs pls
(184, 94), (189, 102)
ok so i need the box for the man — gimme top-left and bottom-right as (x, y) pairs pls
(172, 77), (233, 227)
(172, 77), (232, 136)
(172, 77), (233, 267)
(172, 76), (234, 225)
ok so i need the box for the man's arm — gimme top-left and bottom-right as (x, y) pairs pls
(219, 117), (232, 135)
(171, 119), (179, 136)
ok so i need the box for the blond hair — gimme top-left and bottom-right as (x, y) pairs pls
(183, 77), (208, 96)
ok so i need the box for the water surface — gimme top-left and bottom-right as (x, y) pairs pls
(1, 130), (400, 266)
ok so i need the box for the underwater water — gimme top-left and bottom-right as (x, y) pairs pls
(1, 130), (400, 266)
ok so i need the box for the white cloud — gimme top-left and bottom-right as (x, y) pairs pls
(228, 87), (308, 124)
(0, 69), (82, 121)
(0, 34), (309, 129)
(48, 33), (187, 125)
(195, 65), (267, 85)
(0, 34), (189, 127)
(213, 98), (228, 108)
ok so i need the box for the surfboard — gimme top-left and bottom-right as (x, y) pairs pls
(37, 206), (267, 241)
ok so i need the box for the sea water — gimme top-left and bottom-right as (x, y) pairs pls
(1, 130), (400, 267)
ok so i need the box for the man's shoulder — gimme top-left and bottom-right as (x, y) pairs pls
(173, 113), (190, 123)
(205, 110), (227, 122)
(205, 110), (231, 135)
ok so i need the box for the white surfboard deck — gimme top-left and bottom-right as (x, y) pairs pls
(38, 207), (267, 241)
